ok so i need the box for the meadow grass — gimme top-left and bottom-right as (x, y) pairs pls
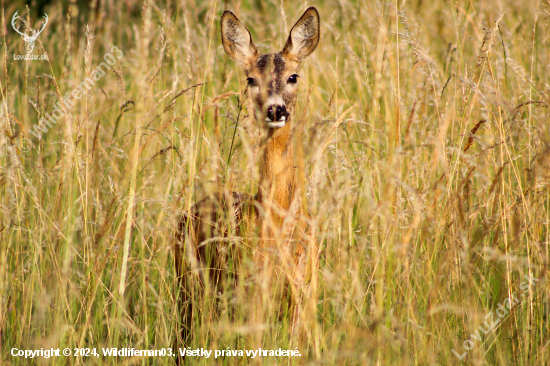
(1, 0), (549, 364)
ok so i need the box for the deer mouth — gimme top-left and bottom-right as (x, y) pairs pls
(266, 115), (287, 128)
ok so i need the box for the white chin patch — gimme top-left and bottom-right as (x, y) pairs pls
(266, 116), (286, 128)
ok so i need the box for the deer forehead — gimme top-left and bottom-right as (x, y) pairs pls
(247, 53), (299, 82)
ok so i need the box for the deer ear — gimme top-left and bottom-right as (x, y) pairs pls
(282, 7), (320, 62)
(221, 11), (259, 66)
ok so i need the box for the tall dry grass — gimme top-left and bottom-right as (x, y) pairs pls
(1, 0), (549, 364)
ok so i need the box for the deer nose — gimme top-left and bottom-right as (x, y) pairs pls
(267, 105), (288, 122)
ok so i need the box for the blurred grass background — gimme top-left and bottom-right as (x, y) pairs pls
(1, 0), (549, 364)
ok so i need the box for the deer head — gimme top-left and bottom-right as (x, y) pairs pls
(221, 7), (320, 129)
(12, 11), (49, 54)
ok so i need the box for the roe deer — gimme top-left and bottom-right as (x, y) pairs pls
(175, 6), (320, 348)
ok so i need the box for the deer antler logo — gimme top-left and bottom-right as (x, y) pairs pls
(11, 11), (48, 54)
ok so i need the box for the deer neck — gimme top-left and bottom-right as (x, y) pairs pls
(256, 122), (296, 218)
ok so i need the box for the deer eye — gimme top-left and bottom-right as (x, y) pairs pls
(287, 74), (299, 84)
(246, 78), (257, 87)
